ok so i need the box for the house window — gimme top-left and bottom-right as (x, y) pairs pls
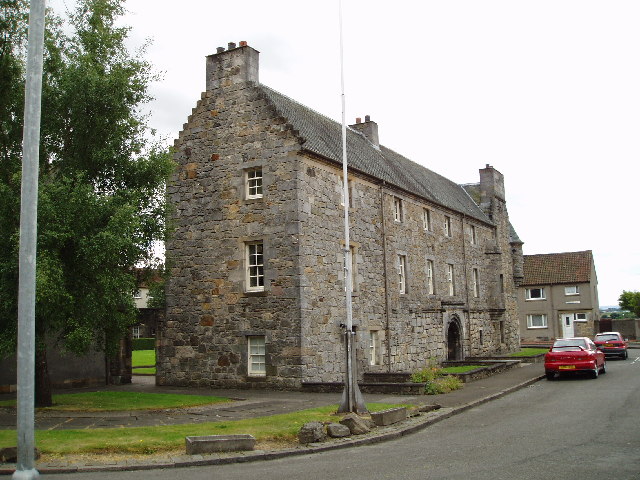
(565, 286), (579, 296)
(393, 197), (403, 222)
(444, 216), (452, 237)
(447, 263), (455, 296)
(423, 208), (432, 231)
(246, 168), (263, 199)
(369, 330), (380, 366)
(344, 245), (357, 292)
(398, 255), (407, 294)
(132, 326), (141, 339)
(525, 288), (545, 300)
(527, 314), (548, 329)
(426, 259), (435, 295)
(247, 336), (266, 376)
(246, 242), (264, 291)
(133, 290), (142, 299)
(575, 312), (587, 321)
(470, 225), (477, 245)
(499, 274), (504, 294)
(479, 328), (483, 345)
(472, 268), (480, 298)
(340, 179), (353, 208)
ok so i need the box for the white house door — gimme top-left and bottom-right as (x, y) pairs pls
(561, 313), (575, 338)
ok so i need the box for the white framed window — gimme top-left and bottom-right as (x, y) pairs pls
(132, 326), (141, 339)
(245, 167), (263, 199)
(447, 263), (455, 296)
(423, 208), (432, 231)
(444, 216), (452, 237)
(472, 268), (480, 298)
(525, 287), (545, 300)
(393, 197), (403, 222)
(344, 245), (357, 292)
(246, 242), (264, 291)
(247, 336), (266, 376)
(398, 255), (407, 294)
(426, 259), (435, 295)
(564, 286), (579, 296)
(575, 312), (587, 321)
(133, 290), (142, 299)
(527, 314), (548, 329)
(470, 225), (477, 245)
(340, 179), (353, 208)
(369, 330), (380, 366)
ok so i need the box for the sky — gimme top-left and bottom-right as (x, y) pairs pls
(48, 0), (640, 306)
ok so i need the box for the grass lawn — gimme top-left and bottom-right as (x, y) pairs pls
(0, 403), (406, 455)
(132, 367), (156, 375)
(132, 349), (155, 367)
(509, 347), (549, 357)
(0, 391), (229, 412)
(440, 365), (485, 374)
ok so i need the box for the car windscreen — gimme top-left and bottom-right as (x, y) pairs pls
(595, 334), (620, 342)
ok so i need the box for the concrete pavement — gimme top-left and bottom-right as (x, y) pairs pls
(0, 360), (545, 475)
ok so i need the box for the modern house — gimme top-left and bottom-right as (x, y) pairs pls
(159, 41), (524, 390)
(518, 250), (600, 342)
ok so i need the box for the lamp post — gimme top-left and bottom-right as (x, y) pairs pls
(14, 0), (46, 478)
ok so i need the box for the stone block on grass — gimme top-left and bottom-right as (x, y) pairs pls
(326, 423), (351, 438)
(298, 422), (327, 444)
(185, 434), (256, 455)
(370, 407), (407, 426)
(339, 413), (371, 435)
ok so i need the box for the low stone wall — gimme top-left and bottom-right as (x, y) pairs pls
(441, 360), (521, 383)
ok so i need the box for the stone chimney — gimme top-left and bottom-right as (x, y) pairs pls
(350, 115), (379, 148)
(206, 41), (259, 91)
(479, 164), (505, 206)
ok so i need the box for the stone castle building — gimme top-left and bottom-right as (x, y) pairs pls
(158, 41), (524, 389)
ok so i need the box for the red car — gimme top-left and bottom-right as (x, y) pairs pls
(594, 332), (628, 359)
(544, 337), (606, 380)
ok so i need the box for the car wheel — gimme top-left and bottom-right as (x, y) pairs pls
(545, 372), (555, 381)
(591, 366), (599, 379)
(623, 351), (628, 360)
(600, 361), (606, 374)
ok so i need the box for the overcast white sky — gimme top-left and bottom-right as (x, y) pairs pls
(50, 0), (640, 306)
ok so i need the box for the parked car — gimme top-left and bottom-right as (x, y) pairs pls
(594, 332), (628, 359)
(544, 337), (606, 380)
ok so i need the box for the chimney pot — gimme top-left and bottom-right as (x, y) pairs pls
(239, 41), (247, 47)
(356, 117), (362, 124)
(216, 47), (225, 54)
(228, 42), (236, 50)
(365, 115), (371, 122)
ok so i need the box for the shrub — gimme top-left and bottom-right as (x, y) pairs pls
(132, 338), (155, 350)
(411, 359), (463, 395)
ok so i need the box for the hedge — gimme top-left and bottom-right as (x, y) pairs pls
(132, 338), (155, 350)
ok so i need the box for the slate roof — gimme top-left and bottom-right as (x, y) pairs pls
(522, 251), (593, 286)
(259, 85), (492, 225)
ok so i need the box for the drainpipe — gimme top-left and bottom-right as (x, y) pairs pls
(380, 183), (392, 372)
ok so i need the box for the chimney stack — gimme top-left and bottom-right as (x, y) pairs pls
(350, 115), (379, 148)
(206, 41), (259, 90)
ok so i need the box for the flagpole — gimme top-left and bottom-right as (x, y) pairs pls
(337, 0), (367, 415)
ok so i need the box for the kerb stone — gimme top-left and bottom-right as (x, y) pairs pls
(185, 434), (256, 455)
(370, 407), (407, 426)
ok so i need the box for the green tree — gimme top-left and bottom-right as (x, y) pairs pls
(619, 291), (640, 318)
(0, 0), (173, 406)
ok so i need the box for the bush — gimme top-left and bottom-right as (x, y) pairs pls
(132, 338), (155, 350)
(411, 359), (463, 395)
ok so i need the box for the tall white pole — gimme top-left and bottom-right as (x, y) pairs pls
(337, 0), (367, 414)
(14, 0), (46, 478)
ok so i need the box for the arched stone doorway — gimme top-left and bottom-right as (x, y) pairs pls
(446, 319), (462, 361)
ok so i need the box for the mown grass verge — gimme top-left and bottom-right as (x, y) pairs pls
(0, 403), (405, 455)
(509, 347), (549, 357)
(0, 391), (230, 412)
